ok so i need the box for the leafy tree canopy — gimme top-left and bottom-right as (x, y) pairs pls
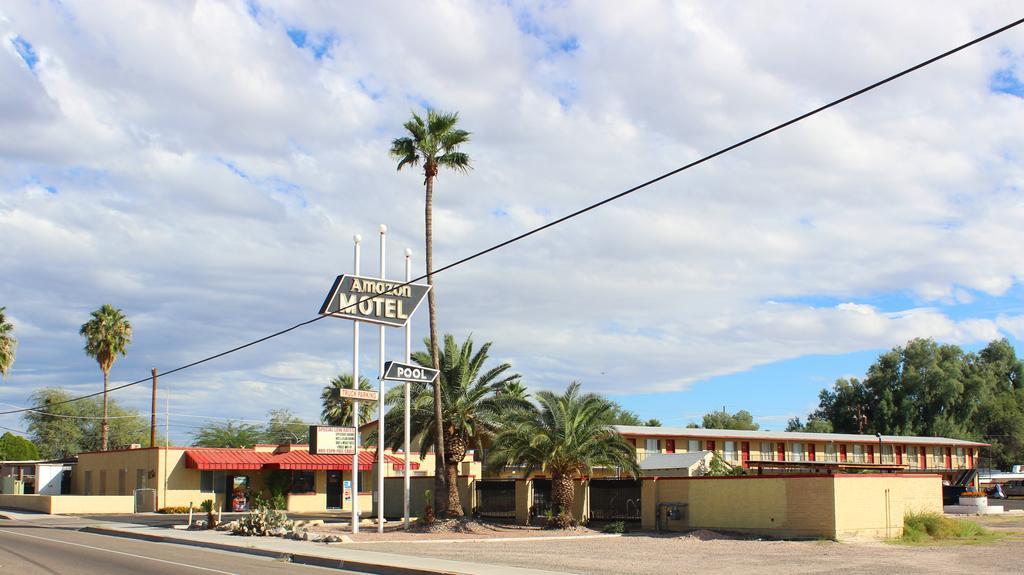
(785, 417), (834, 433)
(264, 408), (308, 445)
(701, 409), (759, 431)
(0, 432), (38, 460)
(809, 338), (1024, 469)
(191, 420), (264, 448)
(23, 388), (153, 458)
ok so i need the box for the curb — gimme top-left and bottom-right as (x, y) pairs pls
(80, 527), (461, 575)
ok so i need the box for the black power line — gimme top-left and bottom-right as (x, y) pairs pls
(2, 15), (1022, 418)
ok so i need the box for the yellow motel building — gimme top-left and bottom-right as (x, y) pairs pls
(0, 425), (987, 539)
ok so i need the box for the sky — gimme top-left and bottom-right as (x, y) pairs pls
(3, 1), (1024, 444)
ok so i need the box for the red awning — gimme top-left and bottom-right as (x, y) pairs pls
(268, 450), (374, 471)
(185, 449), (273, 470)
(184, 448), (421, 472)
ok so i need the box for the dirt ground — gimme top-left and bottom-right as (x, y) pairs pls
(312, 519), (610, 542)
(338, 516), (1024, 575)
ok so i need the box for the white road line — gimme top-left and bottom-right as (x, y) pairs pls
(0, 528), (238, 574)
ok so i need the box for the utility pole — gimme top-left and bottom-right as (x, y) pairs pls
(150, 368), (158, 448)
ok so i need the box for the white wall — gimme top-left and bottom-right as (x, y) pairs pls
(36, 464), (64, 496)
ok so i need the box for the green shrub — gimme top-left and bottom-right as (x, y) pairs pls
(199, 499), (215, 513)
(901, 512), (987, 543)
(602, 521), (627, 534)
(157, 506), (196, 514)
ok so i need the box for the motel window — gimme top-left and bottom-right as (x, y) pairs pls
(99, 471), (107, 495)
(645, 439), (659, 454)
(933, 446), (943, 463)
(825, 443), (836, 461)
(791, 442), (804, 462)
(291, 471), (316, 494)
(136, 468), (146, 489)
(724, 441), (736, 462)
(907, 446), (918, 468)
(852, 444), (863, 462)
(84, 470), (93, 495)
(761, 442), (774, 461)
(665, 440), (676, 454)
(200, 471), (227, 493)
(118, 469), (127, 496)
(688, 440), (700, 453)
(882, 445), (894, 464)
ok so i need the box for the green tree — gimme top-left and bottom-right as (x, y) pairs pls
(390, 109), (471, 516)
(79, 304), (132, 451)
(191, 421), (264, 448)
(0, 307), (16, 379)
(383, 334), (521, 517)
(23, 388), (151, 458)
(785, 417), (833, 433)
(810, 338), (1024, 469)
(0, 432), (39, 460)
(264, 409), (308, 445)
(644, 418), (663, 427)
(602, 402), (644, 426)
(701, 409), (759, 431)
(321, 374), (375, 427)
(487, 383), (640, 528)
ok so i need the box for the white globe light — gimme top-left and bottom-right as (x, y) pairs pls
(405, 248), (413, 257)
(379, 224), (388, 233)
(353, 234), (362, 244)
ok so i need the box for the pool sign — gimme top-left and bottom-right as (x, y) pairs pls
(309, 425), (357, 455)
(382, 361), (439, 384)
(319, 274), (431, 328)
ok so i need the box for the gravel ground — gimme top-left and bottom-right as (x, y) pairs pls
(340, 518), (1024, 575)
(312, 519), (607, 542)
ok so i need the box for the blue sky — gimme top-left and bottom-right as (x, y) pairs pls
(2, 1), (1024, 444)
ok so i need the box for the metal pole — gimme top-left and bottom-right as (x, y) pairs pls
(378, 224), (387, 533)
(404, 248), (412, 529)
(352, 234), (361, 534)
(163, 377), (169, 510)
(150, 368), (158, 448)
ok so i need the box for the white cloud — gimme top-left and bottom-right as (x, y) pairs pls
(2, 1), (1024, 438)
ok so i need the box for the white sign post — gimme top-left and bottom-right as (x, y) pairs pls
(321, 226), (430, 536)
(377, 225), (386, 534)
(351, 234), (361, 534)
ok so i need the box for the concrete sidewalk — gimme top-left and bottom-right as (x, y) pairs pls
(0, 508), (573, 575)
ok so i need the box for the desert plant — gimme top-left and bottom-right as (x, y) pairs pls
(421, 489), (435, 525)
(232, 506), (292, 537)
(602, 521), (627, 534)
(199, 499), (214, 513)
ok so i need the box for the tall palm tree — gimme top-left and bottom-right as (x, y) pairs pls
(383, 334), (521, 517)
(390, 108), (471, 514)
(487, 382), (640, 528)
(0, 307), (16, 380)
(80, 304), (132, 451)
(321, 374), (375, 426)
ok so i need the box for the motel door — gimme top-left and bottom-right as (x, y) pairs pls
(327, 471), (342, 509)
(944, 448), (952, 470)
(740, 442), (750, 468)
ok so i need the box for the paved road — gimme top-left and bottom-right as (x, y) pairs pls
(0, 518), (359, 574)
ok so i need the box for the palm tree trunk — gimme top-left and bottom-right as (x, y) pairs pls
(425, 173), (448, 516)
(551, 474), (576, 528)
(101, 369), (110, 451)
(443, 430), (466, 517)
